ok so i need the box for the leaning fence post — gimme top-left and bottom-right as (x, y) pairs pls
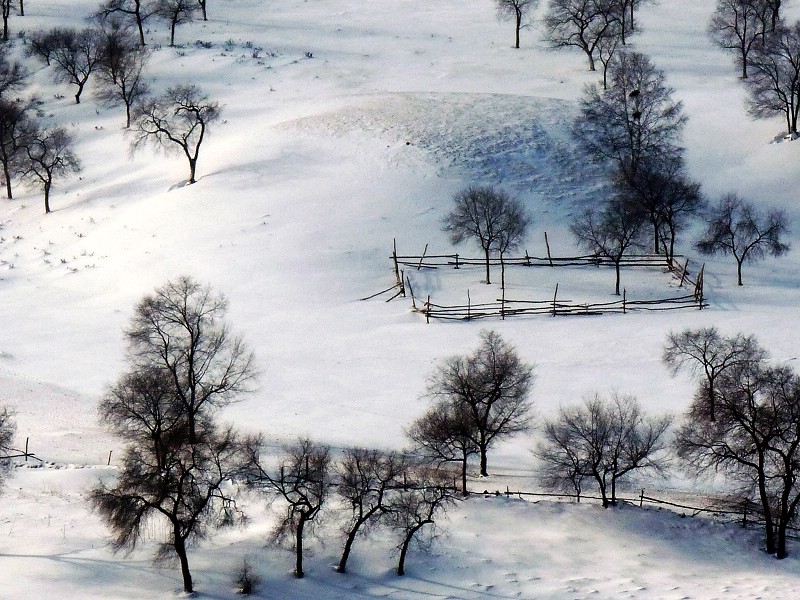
(545, 232), (553, 267)
(679, 258), (689, 287)
(552, 283), (559, 316)
(417, 243), (428, 271)
(24, 437), (29, 462)
(640, 489), (644, 507)
(108, 450), (113, 466)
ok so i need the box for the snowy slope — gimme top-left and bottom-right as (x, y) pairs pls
(1, 0), (800, 597)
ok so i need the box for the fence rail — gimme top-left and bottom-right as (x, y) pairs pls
(482, 485), (800, 539)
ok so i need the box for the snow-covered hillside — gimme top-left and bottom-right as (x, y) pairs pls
(2, 0), (800, 597)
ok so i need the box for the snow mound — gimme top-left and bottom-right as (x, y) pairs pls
(279, 92), (607, 205)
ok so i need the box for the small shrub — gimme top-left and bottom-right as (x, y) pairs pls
(234, 557), (259, 595)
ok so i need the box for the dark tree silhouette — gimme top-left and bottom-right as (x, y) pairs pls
(0, 98), (37, 200)
(125, 275), (258, 443)
(43, 28), (106, 104)
(96, 24), (150, 127)
(709, 0), (772, 79)
(96, 0), (157, 46)
(92, 421), (251, 594)
(425, 330), (534, 476)
(696, 193), (790, 285)
(408, 400), (478, 495)
(676, 356), (800, 558)
(495, 0), (540, 49)
(617, 155), (704, 260)
(577, 50), (687, 180)
(745, 20), (800, 135)
(131, 84), (221, 184)
(543, 0), (625, 71)
(335, 448), (406, 573)
(663, 327), (766, 422)
(388, 465), (456, 576)
(154, 0), (198, 46)
(442, 186), (530, 285)
(22, 126), (81, 214)
(537, 393), (672, 507)
(246, 438), (331, 578)
(570, 196), (645, 295)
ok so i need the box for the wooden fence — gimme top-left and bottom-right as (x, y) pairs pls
(483, 485), (800, 539)
(363, 240), (708, 321)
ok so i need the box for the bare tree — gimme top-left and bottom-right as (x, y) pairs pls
(131, 84), (221, 184)
(496, 0), (540, 49)
(38, 27), (106, 104)
(617, 155), (704, 260)
(611, 0), (653, 44)
(663, 327), (767, 422)
(576, 50), (687, 180)
(408, 400), (478, 495)
(696, 193), (790, 285)
(426, 330), (534, 476)
(22, 126), (81, 214)
(246, 438), (331, 578)
(0, 44), (26, 99)
(676, 356), (800, 558)
(125, 276), (258, 443)
(154, 0), (198, 47)
(570, 196), (645, 295)
(388, 465), (456, 576)
(91, 422), (251, 594)
(537, 393), (672, 507)
(1, 0), (13, 42)
(335, 448), (406, 573)
(443, 186), (529, 285)
(745, 20), (800, 134)
(0, 98), (37, 199)
(709, 0), (772, 78)
(543, 0), (624, 71)
(96, 24), (150, 127)
(96, 0), (157, 46)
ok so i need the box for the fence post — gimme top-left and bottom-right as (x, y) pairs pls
(545, 232), (553, 267)
(623, 288), (627, 314)
(417, 243), (428, 271)
(552, 283), (559, 316)
(108, 450), (113, 466)
(679, 258), (689, 288)
(454, 253), (460, 269)
(406, 276), (417, 310)
(467, 289), (471, 321)
(24, 437), (29, 462)
(425, 295), (431, 324)
(525, 249), (531, 267)
(640, 489), (644, 507)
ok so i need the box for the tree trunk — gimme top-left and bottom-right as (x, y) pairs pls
(2, 157), (12, 199)
(295, 516), (305, 578)
(460, 454), (468, 496)
(514, 12), (521, 49)
(586, 50), (596, 71)
(337, 515), (369, 573)
(483, 247), (491, 284)
(43, 180), (51, 214)
(614, 260), (621, 295)
(136, 14), (146, 46)
(174, 535), (194, 594)
(170, 18), (177, 47)
(479, 437), (488, 477)
(18, 0), (22, 16)
(188, 156), (197, 184)
(737, 259), (744, 286)
(397, 524), (425, 576)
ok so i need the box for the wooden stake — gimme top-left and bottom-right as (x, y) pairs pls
(426, 295), (431, 324)
(552, 283), (559, 316)
(417, 243), (428, 271)
(108, 450), (113, 466)
(623, 288), (627, 314)
(679, 258), (689, 287)
(467, 289), (471, 321)
(545, 232), (553, 267)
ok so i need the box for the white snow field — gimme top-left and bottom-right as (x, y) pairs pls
(2, 0), (800, 597)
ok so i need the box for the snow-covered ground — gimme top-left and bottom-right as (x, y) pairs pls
(2, 0), (800, 597)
